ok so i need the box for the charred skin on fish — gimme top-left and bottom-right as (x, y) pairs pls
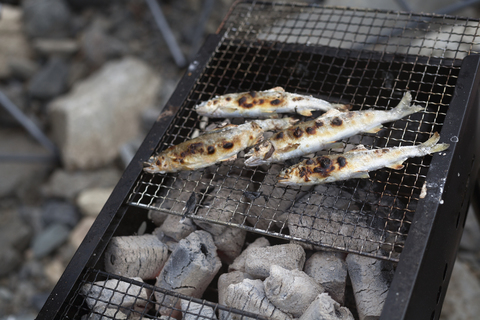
(194, 87), (349, 118)
(278, 132), (449, 185)
(245, 92), (423, 166)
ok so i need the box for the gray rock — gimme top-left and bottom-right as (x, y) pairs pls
(31, 223), (71, 258)
(22, 0), (73, 38)
(304, 251), (348, 304)
(0, 209), (32, 252)
(0, 246), (22, 277)
(28, 57), (69, 100)
(0, 5), (33, 79)
(459, 205), (480, 252)
(8, 57), (39, 80)
(41, 168), (122, 200)
(48, 57), (161, 169)
(41, 199), (79, 229)
(76, 187), (113, 217)
(440, 259), (480, 320)
(80, 17), (129, 66)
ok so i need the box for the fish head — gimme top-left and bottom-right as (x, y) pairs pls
(244, 140), (274, 166)
(143, 154), (172, 174)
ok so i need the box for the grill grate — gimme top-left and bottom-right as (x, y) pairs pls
(126, 1), (479, 262)
(61, 268), (267, 319)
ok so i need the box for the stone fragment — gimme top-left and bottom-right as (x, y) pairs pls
(48, 57), (161, 169)
(76, 187), (113, 217)
(158, 215), (197, 242)
(299, 293), (354, 320)
(212, 226), (246, 264)
(0, 5), (33, 78)
(80, 277), (148, 314)
(0, 210), (32, 252)
(22, 0), (73, 38)
(0, 246), (21, 277)
(265, 265), (324, 317)
(155, 231), (222, 317)
(41, 168), (121, 200)
(440, 259), (480, 320)
(41, 199), (79, 229)
(229, 237), (270, 272)
(346, 254), (394, 320)
(28, 57), (69, 100)
(244, 243), (306, 279)
(304, 251), (348, 304)
(33, 38), (79, 56)
(223, 279), (292, 320)
(31, 223), (71, 258)
(181, 300), (217, 320)
(69, 217), (96, 249)
(104, 235), (169, 280)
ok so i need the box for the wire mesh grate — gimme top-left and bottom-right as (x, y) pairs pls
(60, 268), (267, 319)
(127, 2), (476, 261)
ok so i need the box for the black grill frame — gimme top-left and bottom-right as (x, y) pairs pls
(38, 2), (480, 320)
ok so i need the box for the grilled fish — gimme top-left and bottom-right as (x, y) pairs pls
(194, 87), (348, 118)
(143, 118), (297, 174)
(244, 92), (423, 166)
(278, 132), (449, 185)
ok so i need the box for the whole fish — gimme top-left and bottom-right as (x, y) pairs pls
(143, 118), (297, 174)
(278, 132), (449, 185)
(194, 87), (348, 118)
(244, 92), (423, 166)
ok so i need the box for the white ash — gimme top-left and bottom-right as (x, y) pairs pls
(346, 254), (395, 320)
(218, 271), (254, 320)
(264, 265), (324, 318)
(103, 235), (169, 280)
(154, 230), (222, 317)
(229, 236), (270, 273)
(80, 277), (149, 314)
(244, 243), (306, 279)
(181, 300), (218, 320)
(299, 293), (354, 320)
(304, 251), (348, 304)
(223, 279), (293, 320)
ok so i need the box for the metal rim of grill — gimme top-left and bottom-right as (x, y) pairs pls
(126, 1), (478, 262)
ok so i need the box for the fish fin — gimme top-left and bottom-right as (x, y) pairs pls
(392, 91), (424, 116)
(221, 154), (237, 162)
(420, 132), (450, 153)
(320, 108), (343, 117)
(347, 145), (368, 152)
(387, 161), (405, 170)
(365, 125), (383, 133)
(332, 103), (351, 111)
(351, 171), (370, 179)
(297, 109), (313, 117)
(267, 87), (285, 92)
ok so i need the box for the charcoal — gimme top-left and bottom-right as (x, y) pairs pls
(155, 231), (222, 317)
(223, 279), (292, 320)
(244, 243), (306, 279)
(104, 235), (169, 280)
(229, 236), (270, 272)
(299, 293), (354, 320)
(181, 300), (217, 320)
(264, 265), (324, 317)
(218, 271), (254, 320)
(346, 254), (395, 320)
(158, 214), (197, 242)
(212, 226), (247, 264)
(304, 251), (348, 304)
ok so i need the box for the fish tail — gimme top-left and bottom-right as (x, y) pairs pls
(393, 91), (423, 116)
(420, 132), (450, 153)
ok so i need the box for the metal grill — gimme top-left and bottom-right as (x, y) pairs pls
(62, 268), (267, 320)
(126, 1), (477, 262)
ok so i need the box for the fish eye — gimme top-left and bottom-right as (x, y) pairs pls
(156, 159), (161, 166)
